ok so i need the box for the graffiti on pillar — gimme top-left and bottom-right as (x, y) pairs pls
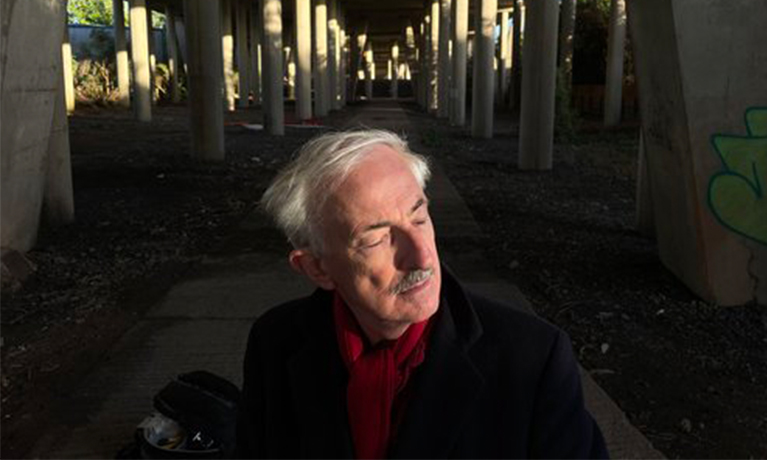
(707, 107), (767, 246)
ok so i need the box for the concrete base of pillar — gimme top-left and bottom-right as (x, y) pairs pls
(629, 0), (767, 305)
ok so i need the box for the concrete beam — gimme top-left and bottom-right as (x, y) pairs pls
(129, 0), (152, 121)
(450, 0), (468, 126)
(221, 0), (236, 111)
(517, 0), (558, 168)
(314, 0), (330, 116)
(184, 0), (225, 161)
(471, 0), (496, 139)
(165, 6), (181, 103)
(603, 0), (626, 127)
(437, 0), (451, 118)
(628, 0), (767, 305)
(263, 0), (285, 134)
(295, 0), (312, 120)
(113, 0), (131, 107)
(236, 0), (251, 107)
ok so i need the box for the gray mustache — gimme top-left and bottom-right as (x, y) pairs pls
(390, 268), (433, 295)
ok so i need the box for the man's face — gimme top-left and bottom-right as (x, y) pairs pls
(317, 145), (442, 343)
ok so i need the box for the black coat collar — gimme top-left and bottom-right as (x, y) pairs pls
(286, 265), (485, 458)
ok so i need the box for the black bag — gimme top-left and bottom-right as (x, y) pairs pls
(119, 370), (240, 459)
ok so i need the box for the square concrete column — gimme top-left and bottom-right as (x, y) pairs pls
(391, 42), (399, 98)
(497, 9), (510, 106)
(147, 7), (158, 103)
(165, 6), (181, 103)
(314, 0), (330, 116)
(517, 0), (558, 168)
(46, 7), (75, 226)
(62, 17), (76, 114)
(428, 0), (440, 113)
(635, 133), (654, 237)
(113, 0), (131, 107)
(364, 40), (373, 100)
(263, 0), (285, 135)
(295, 0), (312, 120)
(509, 0), (523, 110)
(339, 9), (347, 107)
(418, 19), (428, 110)
(221, 0), (236, 111)
(471, 0), (496, 139)
(628, 0), (767, 305)
(437, 0), (452, 118)
(236, 0), (251, 107)
(328, 0), (340, 110)
(603, 0), (626, 127)
(184, 0), (225, 161)
(130, 0), (152, 121)
(250, 3), (262, 105)
(450, 0), (468, 126)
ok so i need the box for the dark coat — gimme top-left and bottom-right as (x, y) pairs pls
(237, 268), (608, 459)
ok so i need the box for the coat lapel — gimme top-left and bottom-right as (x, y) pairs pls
(390, 270), (486, 459)
(287, 291), (355, 458)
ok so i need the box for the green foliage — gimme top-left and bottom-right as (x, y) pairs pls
(69, 0), (114, 26)
(572, 0), (611, 85)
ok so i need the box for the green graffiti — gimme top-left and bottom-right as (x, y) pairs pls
(707, 107), (767, 246)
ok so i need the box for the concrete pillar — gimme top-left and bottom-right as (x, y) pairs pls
(250, 3), (262, 105)
(391, 42), (399, 98)
(339, 9), (347, 106)
(603, 0), (626, 127)
(428, 0), (440, 113)
(236, 0), (251, 107)
(635, 133), (654, 237)
(113, 0), (131, 107)
(147, 7), (158, 103)
(517, 0), (558, 168)
(558, 0), (576, 90)
(295, 0), (312, 120)
(263, 0), (285, 134)
(287, 45), (296, 100)
(165, 7), (181, 103)
(628, 0), (767, 305)
(46, 7), (75, 226)
(184, 0), (225, 160)
(351, 23), (368, 102)
(62, 18), (76, 114)
(437, 0), (452, 118)
(328, 0), (339, 110)
(497, 10), (510, 106)
(364, 41), (374, 100)
(221, 0), (236, 111)
(510, 0), (522, 110)
(450, 0), (468, 126)
(471, 0), (496, 139)
(314, 0), (329, 116)
(418, 19), (427, 110)
(2, 0), (71, 250)
(130, 0), (152, 121)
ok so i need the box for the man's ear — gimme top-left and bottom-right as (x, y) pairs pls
(288, 249), (336, 290)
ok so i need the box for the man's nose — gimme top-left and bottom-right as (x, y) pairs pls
(394, 226), (433, 269)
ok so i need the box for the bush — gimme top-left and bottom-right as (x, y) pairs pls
(555, 67), (580, 142)
(74, 58), (120, 105)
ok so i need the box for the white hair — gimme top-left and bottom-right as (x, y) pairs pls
(260, 129), (431, 253)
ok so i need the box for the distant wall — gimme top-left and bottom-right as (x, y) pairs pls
(68, 24), (168, 62)
(1, 0), (66, 251)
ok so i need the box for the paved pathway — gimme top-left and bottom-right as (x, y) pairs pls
(30, 100), (663, 459)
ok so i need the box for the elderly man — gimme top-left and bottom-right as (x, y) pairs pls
(237, 130), (607, 458)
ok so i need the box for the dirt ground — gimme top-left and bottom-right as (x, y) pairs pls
(2, 102), (766, 459)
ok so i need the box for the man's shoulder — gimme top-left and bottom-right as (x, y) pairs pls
(464, 288), (564, 349)
(247, 289), (331, 345)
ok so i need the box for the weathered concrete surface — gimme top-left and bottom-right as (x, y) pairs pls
(129, 0), (152, 121)
(449, 0), (468, 126)
(603, 0), (626, 127)
(236, 0), (250, 107)
(185, 0), (225, 161)
(437, 0), (451, 118)
(221, 0), (236, 112)
(263, 0), (284, 134)
(113, 0), (131, 106)
(314, 0), (330, 116)
(295, 0), (312, 120)
(1, 0), (67, 252)
(471, 0), (496, 139)
(628, 0), (767, 305)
